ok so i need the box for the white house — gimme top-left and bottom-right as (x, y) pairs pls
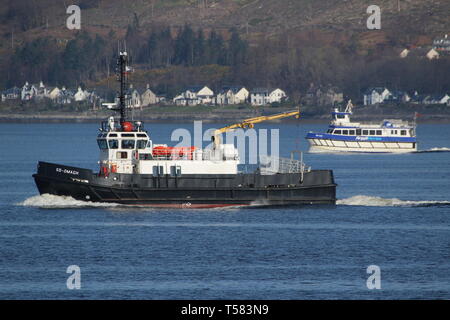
(250, 88), (287, 106)
(34, 81), (49, 100)
(21, 82), (38, 101)
(173, 86), (214, 106)
(125, 84), (141, 109)
(433, 34), (450, 52)
(216, 86), (249, 105)
(74, 86), (89, 102)
(363, 87), (391, 105)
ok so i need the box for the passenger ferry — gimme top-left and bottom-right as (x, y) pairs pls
(32, 51), (337, 208)
(306, 101), (417, 153)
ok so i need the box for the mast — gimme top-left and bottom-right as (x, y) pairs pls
(117, 51), (128, 126)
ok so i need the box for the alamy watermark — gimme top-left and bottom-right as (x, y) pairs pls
(66, 5), (81, 30)
(170, 120), (280, 166)
(367, 5), (381, 30)
(366, 265), (381, 290)
(66, 265), (81, 290)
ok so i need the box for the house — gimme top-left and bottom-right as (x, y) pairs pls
(46, 87), (61, 100)
(384, 91), (411, 104)
(399, 48), (409, 58)
(34, 81), (49, 100)
(216, 86), (249, 105)
(173, 86), (214, 106)
(141, 84), (157, 107)
(74, 86), (89, 102)
(125, 84), (141, 109)
(429, 94), (450, 105)
(305, 85), (343, 106)
(433, 34), (450, 52)
(250, 88), (287, 106)
(56, 86), (74, 104)
(21, 82), (38, 101)
(363, 87), (391, 105)
(1, 86), (21, 101)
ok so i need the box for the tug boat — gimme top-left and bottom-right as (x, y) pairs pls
(306, 101), (417, 153)
(32, 52), (336, 208)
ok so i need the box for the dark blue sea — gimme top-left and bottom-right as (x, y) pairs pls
(0, 121), (449, 299)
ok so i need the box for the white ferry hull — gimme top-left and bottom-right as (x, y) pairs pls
(308, 139), (417, 153)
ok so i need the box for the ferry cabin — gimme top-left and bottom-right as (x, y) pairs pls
(96, 125), (239, 176)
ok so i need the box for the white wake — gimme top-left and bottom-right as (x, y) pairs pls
(337, 195), (450, 207)
(416, 147), (450, 153)
(18, 194), (119, 208)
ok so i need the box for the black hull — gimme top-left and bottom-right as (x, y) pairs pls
(33, 162), (337, 208)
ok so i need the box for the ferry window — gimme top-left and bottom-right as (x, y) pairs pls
(349, 130), (355, 135)
(121, 139), (135, 149)
(356, 129), (361, 135)
(97, 139), (108, 149)
(369, 130), (376, 135)
(117, 151), (127, 159)
(170, 166), (182, 176)
(362, 130), (368, 135)
(139, 153), (152, 160)
(401, 130), (407, 136)
(109, 133), (118, 137)
(376, 130), (382, 135)
(342, 130), (348, 135)
(137, 140), (148, 149)
(336, 114), (345, 119)
(121, 133), (135, 137)
(334, 130), (342, 134)
(108, 139), (119, 149)
(153, 166), (164, 175)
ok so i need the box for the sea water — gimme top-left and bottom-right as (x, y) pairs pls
(0, 122), (449, 299)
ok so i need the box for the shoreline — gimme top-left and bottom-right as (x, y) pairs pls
(1, 110), (450, 124)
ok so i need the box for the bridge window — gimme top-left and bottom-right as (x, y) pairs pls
(342, 130), (348, 135)
(336, 114), (345, 119)
(362, 130), (368, 135)
(97, 139), (108, 149)
(334, 130), (342, 134)
(401, 130), (407, 136)
(117, 151), (127, 159)
(139, 153), (152, 160)
(137, 134), (147, 138)
(121, 139), (135, 149)
(137, 140), (148, 149)
(108, 139), (119, 149)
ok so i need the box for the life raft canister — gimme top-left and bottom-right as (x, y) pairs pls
(101, 166), (109, 176)
(111, 164), (117, 173)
